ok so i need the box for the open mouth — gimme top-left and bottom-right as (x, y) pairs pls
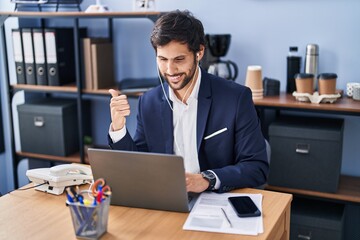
(167, 74), (183, 84)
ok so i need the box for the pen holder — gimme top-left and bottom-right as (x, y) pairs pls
(67, 196), (110, 239)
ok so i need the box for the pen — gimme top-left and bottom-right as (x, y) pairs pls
(221, 208), (233, 228)
(66, 189), (74, 203)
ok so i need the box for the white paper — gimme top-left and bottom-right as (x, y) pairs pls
(183, 192), (263, 235)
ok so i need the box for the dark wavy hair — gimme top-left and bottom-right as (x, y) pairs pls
(150, 10), (205, 54)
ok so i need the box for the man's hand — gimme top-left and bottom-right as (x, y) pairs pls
(109, 89), (131, 131)
(185, 173), (209, 193)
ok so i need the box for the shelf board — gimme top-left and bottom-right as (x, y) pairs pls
(83, 87), (145, 97)
(266, 175), (360, 203)
(0, 11), (165, 21)
(16, 144), (110, 164)
(12, 84), (146, 97)
(16, 151), (81, 163)
(12, 83), (77, 93)
(254, 93), (360, 115)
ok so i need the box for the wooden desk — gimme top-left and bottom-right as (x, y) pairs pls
(0, 187), (292, 240)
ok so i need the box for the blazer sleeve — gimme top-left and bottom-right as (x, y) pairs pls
(108, 95), (149, 152)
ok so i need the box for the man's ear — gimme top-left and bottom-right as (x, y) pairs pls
(197, 45), (205, 61)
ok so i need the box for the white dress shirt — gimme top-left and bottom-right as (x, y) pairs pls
(169, 69), (201, 174)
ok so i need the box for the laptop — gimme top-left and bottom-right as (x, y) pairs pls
(88, 148), (199, 212)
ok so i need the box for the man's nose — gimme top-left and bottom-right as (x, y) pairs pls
(166, 61), (178, 75)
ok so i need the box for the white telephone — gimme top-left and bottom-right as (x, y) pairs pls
(26, 164), (93, 195)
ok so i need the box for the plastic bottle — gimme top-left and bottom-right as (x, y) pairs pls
(286, 46), (301, 94)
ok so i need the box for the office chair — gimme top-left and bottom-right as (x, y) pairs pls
(265, 139), (271, 165)
(256, 139), (271, 190)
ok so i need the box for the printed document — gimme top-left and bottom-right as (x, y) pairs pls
(183, 192), (263, 235)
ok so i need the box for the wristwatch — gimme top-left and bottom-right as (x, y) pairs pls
(201, 170), (216, 191)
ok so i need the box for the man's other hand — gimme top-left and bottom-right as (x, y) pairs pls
(109, 89), (130, 131)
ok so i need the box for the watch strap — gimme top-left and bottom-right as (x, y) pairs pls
(201, 170), (216, 191)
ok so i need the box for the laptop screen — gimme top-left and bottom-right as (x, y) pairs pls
(88, 148), (197, 212)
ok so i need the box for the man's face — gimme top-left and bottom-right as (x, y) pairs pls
(156, 41), (197, 92)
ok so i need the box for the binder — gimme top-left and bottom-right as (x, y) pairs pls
(21, 28), (37, 85)
(11, 29), (26, 84)
(81, 38), (108, 90)
(44, 28), (73, 86)
(91, 41), (115, 90)
(32, 28), (47, 85)
(44, 28), (86, 86)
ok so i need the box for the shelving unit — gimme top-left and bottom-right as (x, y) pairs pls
(254, 93), (360, 204)
(0, 11), (165, 188)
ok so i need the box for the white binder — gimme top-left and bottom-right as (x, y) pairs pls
(44, 29), (58, 86)
(11, 29), (26, 84)
(22, 28), (37, 85)
(33, 28), (47, 85)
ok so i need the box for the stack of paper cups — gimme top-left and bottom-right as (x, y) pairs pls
(245, 65), (263, 99)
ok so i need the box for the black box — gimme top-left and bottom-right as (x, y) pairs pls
(268, 116), (344, 193)
(291, 198), (345, 240)
(17, 99), (79, 156)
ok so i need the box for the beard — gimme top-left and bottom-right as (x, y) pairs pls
(160, 59), (198, 91)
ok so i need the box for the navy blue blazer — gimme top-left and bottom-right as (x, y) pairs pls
(109, 69), (269, 192)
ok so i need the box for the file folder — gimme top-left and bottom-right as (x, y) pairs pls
(22, 28), (37, 85)
(91, 41), (115, 90)
(11, 29), (26, 84)
(44, 28), (75, 86)
(81, 38), (108, 90)
(32, 28), (47, 85)
(44, 28), (87, 86)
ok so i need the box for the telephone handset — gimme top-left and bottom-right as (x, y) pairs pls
(26, 164), (93, 195)
(49, 164), (92, 177)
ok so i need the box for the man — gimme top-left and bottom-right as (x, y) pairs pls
(108, 10), (268, 193)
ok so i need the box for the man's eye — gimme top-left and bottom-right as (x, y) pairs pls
(175, 58), (185, 62)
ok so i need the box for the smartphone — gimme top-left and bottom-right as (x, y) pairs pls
(228, 196), (261, 217)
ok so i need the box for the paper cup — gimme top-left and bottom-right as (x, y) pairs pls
(295, 73), (314, 94)
(318, 73), (337, 95)
(245, 66), (263, 91)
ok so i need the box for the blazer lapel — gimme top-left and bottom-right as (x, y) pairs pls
(197, 72), (212, 152)
(160, 85), (174, 154)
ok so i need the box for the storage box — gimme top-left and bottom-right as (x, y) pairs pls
(268, 116), (344, 193)
(290, 198), (345, 240)
(17, 99), (79, 156)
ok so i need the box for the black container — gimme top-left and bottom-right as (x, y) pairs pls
(291, 198), (345, 240)
(268, 115), (344, 193)
(17, 98), (79, 156)
(264, 77), (280, 96)
(286, 47), (301, 94)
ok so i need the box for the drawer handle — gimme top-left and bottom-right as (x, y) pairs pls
(34, 116), (44, 127)
(298, 234), (311, 240)
(296, 143), (310, 154)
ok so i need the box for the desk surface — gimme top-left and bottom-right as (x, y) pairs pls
(0, 187), (292, 240)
